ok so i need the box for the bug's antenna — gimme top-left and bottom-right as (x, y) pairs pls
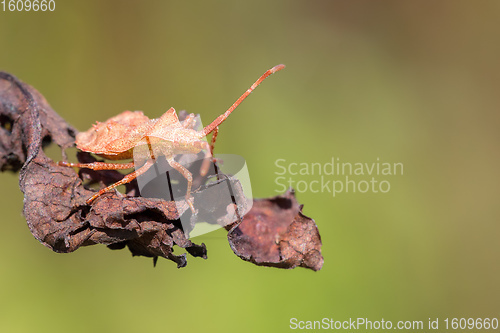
(201, 64), (285, 137)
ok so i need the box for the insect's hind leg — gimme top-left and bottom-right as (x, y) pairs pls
(59, 161), (135, 170)
(85, 160), (155, 204)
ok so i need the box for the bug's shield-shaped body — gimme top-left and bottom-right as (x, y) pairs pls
(73, 108), (210, 214)
(76, 108), (206, 161)
(62, 64), (285, 219)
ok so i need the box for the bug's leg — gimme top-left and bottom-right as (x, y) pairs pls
(85, 160), (154, 204)
(199, 141), (213, 177)
(167, 157), (196, 214)
(58, 161), (135, 170)
(209, 126), (219, 155)
(197, 126), (219, 178)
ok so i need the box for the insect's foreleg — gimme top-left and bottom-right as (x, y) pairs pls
(85, 159), (155, 204)
(199, 126), (219, 179)
(209, 126), (219, 155)
(167, 157), (196, 214)
(59, 161), (135, 170)
(199, 140), (213, 177)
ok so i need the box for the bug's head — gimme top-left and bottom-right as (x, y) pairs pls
(173, 131), (208, 155)
(191, 140), (209, 152)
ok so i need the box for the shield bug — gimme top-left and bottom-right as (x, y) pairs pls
(59, 64), (285, 213)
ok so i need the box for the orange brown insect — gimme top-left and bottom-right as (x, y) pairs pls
(59, 64), (285, 213)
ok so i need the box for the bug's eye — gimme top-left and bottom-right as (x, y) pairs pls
(192, 141), (207, 150)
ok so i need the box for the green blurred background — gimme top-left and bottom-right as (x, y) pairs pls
(1, 1), (499, 332)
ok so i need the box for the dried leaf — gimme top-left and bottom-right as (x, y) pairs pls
(227, 189), (323, 271)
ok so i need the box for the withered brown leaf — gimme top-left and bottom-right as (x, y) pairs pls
(227, 189), (323, 271)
